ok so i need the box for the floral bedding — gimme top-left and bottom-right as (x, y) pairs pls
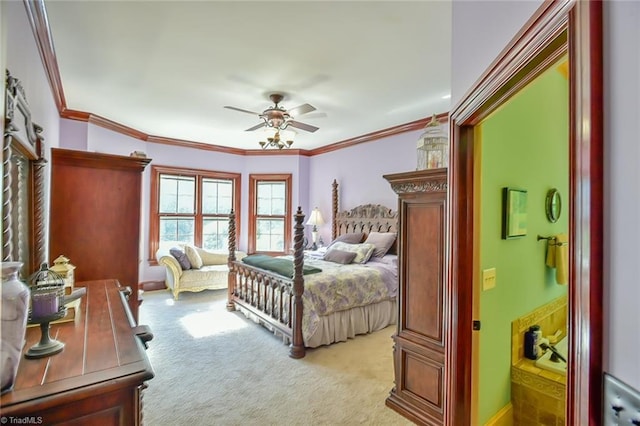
(292, 255), (398, 341)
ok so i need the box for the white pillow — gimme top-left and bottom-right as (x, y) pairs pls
(196, 247), (227, 266)
(329, 242), (376, 264)
(184, 245), (203, 269)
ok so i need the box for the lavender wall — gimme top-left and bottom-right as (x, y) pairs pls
(452, 0), (640, 405)
(53, 102), (421, 282)
(70, 128), (311, 282)
(4, 1), (62, 263)
(307, 130), (420, 244)
(451, 0), (541, 107)
(4, 2), (61, 153)
(7, 0), (638, 416)
(72, 125), (414, 282)
(59, 119), (88, 150)
(87, 123), (147, 155)
(603, 0), (640, 390)
(1, 0), (438, 286)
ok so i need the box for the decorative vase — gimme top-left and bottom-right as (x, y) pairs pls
(1, 261), (30, 394)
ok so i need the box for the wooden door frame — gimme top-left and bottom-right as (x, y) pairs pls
(447, 1), (602, 425)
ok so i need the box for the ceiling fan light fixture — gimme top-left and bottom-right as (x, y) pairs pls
(261, 108), (291, 130)
(226, 92), (320, 134)
(259, 129), (294, 150)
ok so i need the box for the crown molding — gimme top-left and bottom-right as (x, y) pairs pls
(146, 135), (246, 156)
(244, 148), (312, 157)
(87, 114), (148, 140)
(23, 0), (66, 112)
(309, 112), (449, 156)
(25, 0), (448, 157)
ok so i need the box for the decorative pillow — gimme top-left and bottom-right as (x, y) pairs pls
(370, 254), (398, 268)
(170, 247), (191, 270)
(323, 249), (357, 265)
(196, 247), (228, 266)
(364, 232), (397, 258)
(329, 242), (375, 264)
(184, 245), (203, 269)
(327, 232), (365, 248)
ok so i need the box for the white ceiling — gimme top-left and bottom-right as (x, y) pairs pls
(44, 1), (452, 151)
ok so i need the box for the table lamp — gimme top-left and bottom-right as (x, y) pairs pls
(305, 207), (325, 251)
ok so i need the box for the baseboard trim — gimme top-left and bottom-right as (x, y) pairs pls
(485, 402), (513, 426)
(140, 280), (166, 291)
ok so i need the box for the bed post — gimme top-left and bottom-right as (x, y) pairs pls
(332, 179), (338, 240)
(226, 209), (237, 311)
(289, 206), (306, 359)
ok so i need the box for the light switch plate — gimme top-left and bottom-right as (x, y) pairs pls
(482, 268), (496, 291)
(604, 372), (640, 425)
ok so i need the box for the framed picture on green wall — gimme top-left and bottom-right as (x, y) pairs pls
(502, 187), (528, 239)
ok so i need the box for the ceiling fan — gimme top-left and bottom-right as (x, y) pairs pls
(224, 93), (320, 133)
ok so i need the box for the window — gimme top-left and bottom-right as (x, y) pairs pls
(149, 166), (240, 262)
(248, 174), (292, 255)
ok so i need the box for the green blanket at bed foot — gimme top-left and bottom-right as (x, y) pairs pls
(241, 254), (322, 278)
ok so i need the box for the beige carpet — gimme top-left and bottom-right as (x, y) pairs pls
(139, 289), (413, 426)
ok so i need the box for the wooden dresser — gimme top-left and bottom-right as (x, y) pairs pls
(384, 168), (448, 425)
(0, 279), (154, 425)
(49, 148), (151, 323)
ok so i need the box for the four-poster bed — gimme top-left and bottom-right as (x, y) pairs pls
(226, 180), (398, 358)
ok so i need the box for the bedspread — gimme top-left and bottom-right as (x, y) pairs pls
(290, 256), (398, 341)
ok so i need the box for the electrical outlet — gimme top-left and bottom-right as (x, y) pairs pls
(482, 268), (496, 291)
(604, 372), (640, 425)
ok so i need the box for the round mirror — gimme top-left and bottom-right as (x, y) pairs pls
(545, 188), (562, 223)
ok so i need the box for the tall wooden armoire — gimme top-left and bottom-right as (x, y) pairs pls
(49, 148), (151, 322)
(384, 168), (448, 425)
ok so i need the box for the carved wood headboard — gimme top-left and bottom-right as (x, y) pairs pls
(329, 179), (398, 240)
(334, 204), (398, 238)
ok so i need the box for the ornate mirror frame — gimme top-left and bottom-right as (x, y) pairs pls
(545, 188), (562, 223)
(3, 70), (48, 276)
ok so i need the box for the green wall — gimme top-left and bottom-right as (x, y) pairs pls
(477, 59), (569, 424)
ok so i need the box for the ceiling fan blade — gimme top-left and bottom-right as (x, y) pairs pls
(224, 106), (260, 115)
(245, 122), (266, 131)
(288, 103), (316, 117)
(288, 120), (319, 133)
(301, 112), (327, 119)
